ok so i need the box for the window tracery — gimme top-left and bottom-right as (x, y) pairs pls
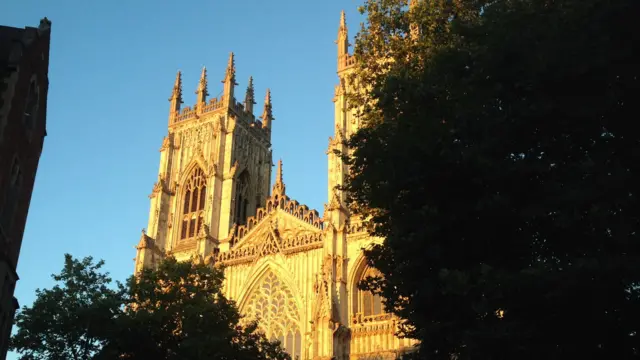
(356, 267), (386, 318)
(179, 167), (206, 240)
(245, 271), (302, 359)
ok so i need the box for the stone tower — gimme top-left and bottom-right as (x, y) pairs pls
(135, 53), (274, 271)
(133, 13), (417, 360)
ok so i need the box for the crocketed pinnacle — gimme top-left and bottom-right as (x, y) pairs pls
(169, 70), (183, 103)
(261, 88), (273, 129)
(272, 159), (285, 195)
(338, 10), (348, 36)
(245, 76), (255, 113)
(196, 66), (208, 102)
(223, 52), (236, 84)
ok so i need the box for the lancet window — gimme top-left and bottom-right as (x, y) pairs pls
(244, 271), (302, 359)
(179, 167), (206, 240)
(356, 267), (386, 318)
(235, 170), (250, 225)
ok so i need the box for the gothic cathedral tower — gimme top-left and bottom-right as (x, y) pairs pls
(133, 13), (416, 360)
(135, 53), (275, 271)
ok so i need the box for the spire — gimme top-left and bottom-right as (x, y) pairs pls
(244, 76), (255, 114)
(222, 52), (237, 105)
(195, 66), (208, 107)
(272, 159), (285, 195)
(336, 11), (349, 70)
(168, 70), (183, 124)
(261, 88), (273, 130)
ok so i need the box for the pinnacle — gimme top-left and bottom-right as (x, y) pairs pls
(170, 70), (183, 102)
(244, 76), (256, 112)
(200, 66), (207, 80)
(246, 76), (255, 99)
(174, 70), (182, 87)
(224, 52), (236, 82)
(337, 10), (348, 38)
(196, 66), (208, 96)
(272, 159), (286, 195)
(276, 158), (283, 185)
(265, 88), (271, 105)
(227, 52), (235, 69)
(262, 88), (273, 125)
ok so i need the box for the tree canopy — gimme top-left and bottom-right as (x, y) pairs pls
(11, 255), (290, 360)
(99, 257), (290, 360)
(10, 254), (124, 360)
(345, 0), (640, 359)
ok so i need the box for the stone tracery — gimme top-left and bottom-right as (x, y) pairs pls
(244, 270), (302, 359)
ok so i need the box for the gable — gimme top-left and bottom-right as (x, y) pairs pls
(216, 205), (324, 266)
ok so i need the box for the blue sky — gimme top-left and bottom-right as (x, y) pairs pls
(2, 0), (363, 357)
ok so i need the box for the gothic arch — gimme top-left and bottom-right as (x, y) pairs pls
(179, 158), (209, 185)
(176, 164), (207, 241)
(348, 247), (386, 321)
(237, 256), (302, 312)
(237, 259), (304, 359)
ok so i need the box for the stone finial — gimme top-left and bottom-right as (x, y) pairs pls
(272, 159), (285, 195)
(261, 88), (273, 130)
(196, 66), (209, 104)
(244, 76), (256, 114)
(339, 10), (347, 32)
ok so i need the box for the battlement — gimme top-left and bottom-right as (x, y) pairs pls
(167, 53), (273, 138)
(173, 96), (259, 124)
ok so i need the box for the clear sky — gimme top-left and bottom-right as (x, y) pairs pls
(2, 0), (363, 358)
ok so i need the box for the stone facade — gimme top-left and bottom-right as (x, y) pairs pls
(135, 12), (415, 360)
(0, 18), (51, 360)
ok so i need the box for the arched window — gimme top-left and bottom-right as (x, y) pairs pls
(179, 167), (206, 240)
(357, 267), (385, 318)
(1, 158), (23, 234)
(23, 79), (39, 131)
(244, 271), (302, 359)
(235, 171), (250, 225)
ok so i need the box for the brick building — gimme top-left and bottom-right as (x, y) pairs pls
(0, 18), (51, 359)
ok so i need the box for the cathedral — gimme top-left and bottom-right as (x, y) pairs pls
(134, 12), (415, 360)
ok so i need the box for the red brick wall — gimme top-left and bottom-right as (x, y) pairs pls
(0, 27), (50, 271)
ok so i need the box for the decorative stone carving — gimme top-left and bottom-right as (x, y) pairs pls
(244, 271), (302, 358)
(217, 233), (323, 266)
(181, 123), (215, 150)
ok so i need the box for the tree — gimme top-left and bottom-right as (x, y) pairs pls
(345, 0), (640, 359)
(98, 257), (290, 360)
(10, 254), (124, 360)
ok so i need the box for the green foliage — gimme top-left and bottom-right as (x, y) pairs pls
(11, 255), (290, 360)
(10, 254), (125, 360)
(99, 257), (290, 360)
(346, 0), (640, 359)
